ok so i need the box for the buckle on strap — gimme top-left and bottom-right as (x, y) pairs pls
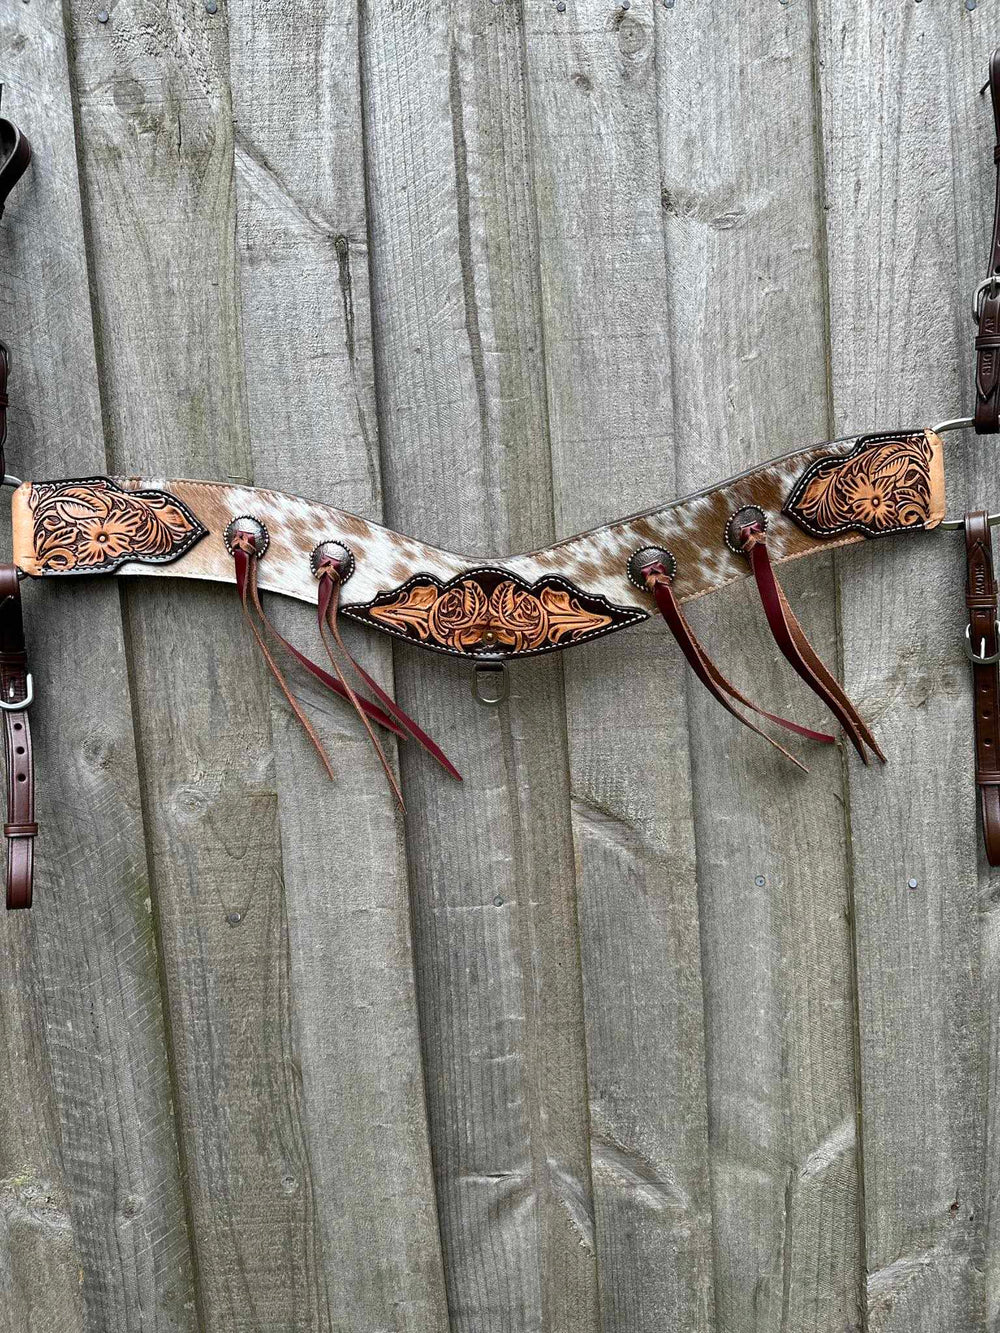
(973, 274), (1000, 323)
(0, 672), (32, 711)
(965, 623), (1000, 665)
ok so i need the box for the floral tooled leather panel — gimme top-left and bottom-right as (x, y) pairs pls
(342, 569), (646, 659)
(783, 431), (945, 538)
(13, 477), (207, 575)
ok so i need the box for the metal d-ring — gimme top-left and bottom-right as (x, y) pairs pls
(930, 417), (1000, 532)
(2, 473), (21, 488)
(471, 656), (509, 706)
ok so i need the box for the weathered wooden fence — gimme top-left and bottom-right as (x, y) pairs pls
(0, 2), (995, 1330)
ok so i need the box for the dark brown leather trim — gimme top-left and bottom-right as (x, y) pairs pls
(964, 511), (1000, 864)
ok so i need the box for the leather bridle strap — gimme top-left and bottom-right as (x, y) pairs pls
(0, 113), (31, 222)
(0, 566), (34, 909)
(975, 48), (1000, 434)
(964, 511), (1000, 864)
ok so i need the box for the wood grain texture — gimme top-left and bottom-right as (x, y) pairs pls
(361, 1), (600, 1329)
(819, 10), (988, 1331)
(657, 6), (862, 1330)
(0, 3), (197, 1330)
(65, 2), (328, 1326)
(6, 3), (1000, 1330)
(228, 0), (449, 1326)
(522, 2), (714, 1328)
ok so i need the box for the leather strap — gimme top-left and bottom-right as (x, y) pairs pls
(975, 48), (1000, 434)
(230, 539), (461, 804)
(642, 561), (834, 772)
(0, 566), (33, 909)
(0, 341), (9, 483)
(964, 511), (1000, 864)
(739, 524), (885, 764)
(0, 113), (31, 222)
(315, 568), (462, 796)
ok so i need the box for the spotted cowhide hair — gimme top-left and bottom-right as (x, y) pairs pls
(11, 428), (945, 662)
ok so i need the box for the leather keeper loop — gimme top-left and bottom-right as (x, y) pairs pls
(4, 823), (37, 838)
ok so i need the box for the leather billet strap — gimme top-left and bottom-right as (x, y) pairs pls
(0, 340), (9, 483)
(975, 48), (1000, 434)
(964, 511), (1000, 864)
(9, 428), (946, 661)
(0, 112), (31, 222)
(0, 567), (34, 909)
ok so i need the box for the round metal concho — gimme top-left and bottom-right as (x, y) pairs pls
(309, 540), (355, 583)
(223, 514), (270, 557)
(626, 545), (676, 591)
(724, 504), (768, 556)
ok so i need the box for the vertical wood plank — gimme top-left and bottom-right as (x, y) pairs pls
(819, 11), (989, 1330)
(657, 7), (861, 1330)
(522, 3), (715, 1328)
(361, 1), (600, 1328)
(65, 2), (326, 1325)
(0, 3), (198, 1329)
(227, 0), (450, 1326)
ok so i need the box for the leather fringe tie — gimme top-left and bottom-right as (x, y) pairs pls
(229, 532), (412, 794)
(735, 518), (885, 765)
(639, 555), (834, 773)
(314, 555), (462, 805)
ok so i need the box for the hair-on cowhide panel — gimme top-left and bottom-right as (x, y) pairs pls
(11, 430), (944, 660)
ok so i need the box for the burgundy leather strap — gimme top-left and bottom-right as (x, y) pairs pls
(643, 562), (833, 771)
(0, 566), (33, 909)
(232, 545), (407, 739)
(964, 511), (1000, 864)
(233, 543), (338, 780)
(975, 49), (1000, 434)
(316, 568), (462, 794)
(739, 525), (885, 764)
(230, 540), (461, 806)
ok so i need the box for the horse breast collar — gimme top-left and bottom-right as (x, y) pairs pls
(0, 57), (999, 908)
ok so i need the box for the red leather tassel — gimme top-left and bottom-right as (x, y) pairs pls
(644, 562), (833, 772)
(738, 523), (885, 764)
(232, 541), (338, 780)
(235, 546), (407, 739)
(316, 567), (462, 794)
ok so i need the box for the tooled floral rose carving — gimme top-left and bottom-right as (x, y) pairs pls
(427, 581), (491, 651)
(28, 477), (207, 573)
(354, 571), (643, 657)
(784, 432), (941, 538)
